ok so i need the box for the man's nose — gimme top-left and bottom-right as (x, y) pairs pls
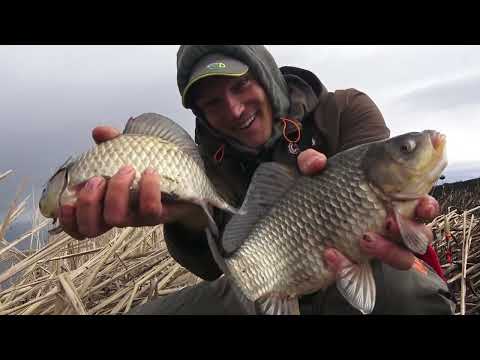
(225, 94), (244, 118)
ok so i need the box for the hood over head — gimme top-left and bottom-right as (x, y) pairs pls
(177, 45), (291, 119)
(177, 45), (328, 157)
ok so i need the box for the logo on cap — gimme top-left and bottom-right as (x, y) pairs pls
(206, 62), (226, 70)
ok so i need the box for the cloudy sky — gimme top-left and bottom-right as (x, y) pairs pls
(1, 45), (480, 221)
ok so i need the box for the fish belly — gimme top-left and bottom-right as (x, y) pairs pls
(227, 160), (387, 302)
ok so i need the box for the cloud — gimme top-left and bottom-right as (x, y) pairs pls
(2, 45), (480, 218)
(393, 72), (480, 112)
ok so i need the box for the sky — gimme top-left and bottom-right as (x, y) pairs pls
(1, 45), (480, 223)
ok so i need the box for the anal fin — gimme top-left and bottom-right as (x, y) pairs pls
(256, 294), (300, 315)
(336, 262), (376, 315)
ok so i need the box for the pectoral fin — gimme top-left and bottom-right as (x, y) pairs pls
(336, 262), (376, 314)
(393, 208), (431, 255)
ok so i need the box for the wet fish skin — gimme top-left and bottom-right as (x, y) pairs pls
(210, 130), (448, 315)
(227, 143), (385, 301)
(65, 135), (227, 209)
(39, 113), (239, 234)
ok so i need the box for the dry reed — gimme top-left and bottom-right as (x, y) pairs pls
(2, 169), (479, 315)
(430, 178), (480, 315)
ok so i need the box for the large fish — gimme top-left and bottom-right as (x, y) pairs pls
(207, 130), (448, 315)
(39, 113), (240, 235)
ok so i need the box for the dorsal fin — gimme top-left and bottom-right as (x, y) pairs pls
(221, 162), (298, 256)
(123, 113), (204, 169)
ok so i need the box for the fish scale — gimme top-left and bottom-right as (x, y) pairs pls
(227, 144), (388, 301)
(67, 135), (218, 204)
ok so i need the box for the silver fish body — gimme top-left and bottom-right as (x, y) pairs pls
(228, 145), (384, 300)
(66, 134), (231, 210)
(39, 113), (239, 233)
(210, 130), (448, 315)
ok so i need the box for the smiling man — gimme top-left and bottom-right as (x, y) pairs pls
(59, 45), (455, 315)
(185, 54), (274, 148)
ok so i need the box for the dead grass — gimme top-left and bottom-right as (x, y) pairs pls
(2, 169), (479, 315)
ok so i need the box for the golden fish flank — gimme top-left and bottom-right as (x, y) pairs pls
(207, 130), (448, 315)
(39, 113), (240, 235)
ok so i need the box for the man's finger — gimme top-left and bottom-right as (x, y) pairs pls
(92, 126), (121, 145)
(104, 165), (136, 227)
(138, 168), (164, 226)
(297, 149), (327, 176)
(324, 248), (353, 274)
(385, 216), (401, 240)
(415, 195), (440, 221)
(76, 176), (111, 238)
(360, 232), (415, 270)
(59, 205), (86, 240)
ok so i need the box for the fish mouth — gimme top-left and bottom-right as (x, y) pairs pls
(428, 130), (447, 152)
(426, 130), (448, 182)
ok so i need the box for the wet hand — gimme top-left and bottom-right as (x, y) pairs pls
(59, 126), (205, 240)
(297, 149), (328, 175)
(325, 195), (440, 273)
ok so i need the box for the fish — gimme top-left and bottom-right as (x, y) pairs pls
(39, 113), (240, 235)
(206, 130), (448, 315)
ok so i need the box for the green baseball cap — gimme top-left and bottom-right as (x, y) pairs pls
(182, 53), (249, 108)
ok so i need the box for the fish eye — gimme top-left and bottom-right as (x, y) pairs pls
(400, 139), (416, 153)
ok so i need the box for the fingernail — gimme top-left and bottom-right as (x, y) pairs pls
(61, 206), (74, 218)
(325, 249), (337, 262)
(306, 158), (316, 169)
(306, 155), (324, 169)
(85, 177), (103, 192)
(144, 168), (156, 176)
(324, 251), (338, 270)
(426, 205), (435, 217)
(118, 165), (134, 176)
(363, 233), (374, 243)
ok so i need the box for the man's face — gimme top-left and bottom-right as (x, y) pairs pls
(192, 73), (273, 148)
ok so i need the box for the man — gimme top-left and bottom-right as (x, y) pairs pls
(59, 45), (454, 314)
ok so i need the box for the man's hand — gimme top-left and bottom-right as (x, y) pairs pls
(296, 149), (440, 272)
(59, 126), (206, 240)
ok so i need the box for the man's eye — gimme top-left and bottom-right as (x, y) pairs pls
(239, 78), (250, 87)
(233, 78), (250, 92)
(201, 99), (219, 109)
